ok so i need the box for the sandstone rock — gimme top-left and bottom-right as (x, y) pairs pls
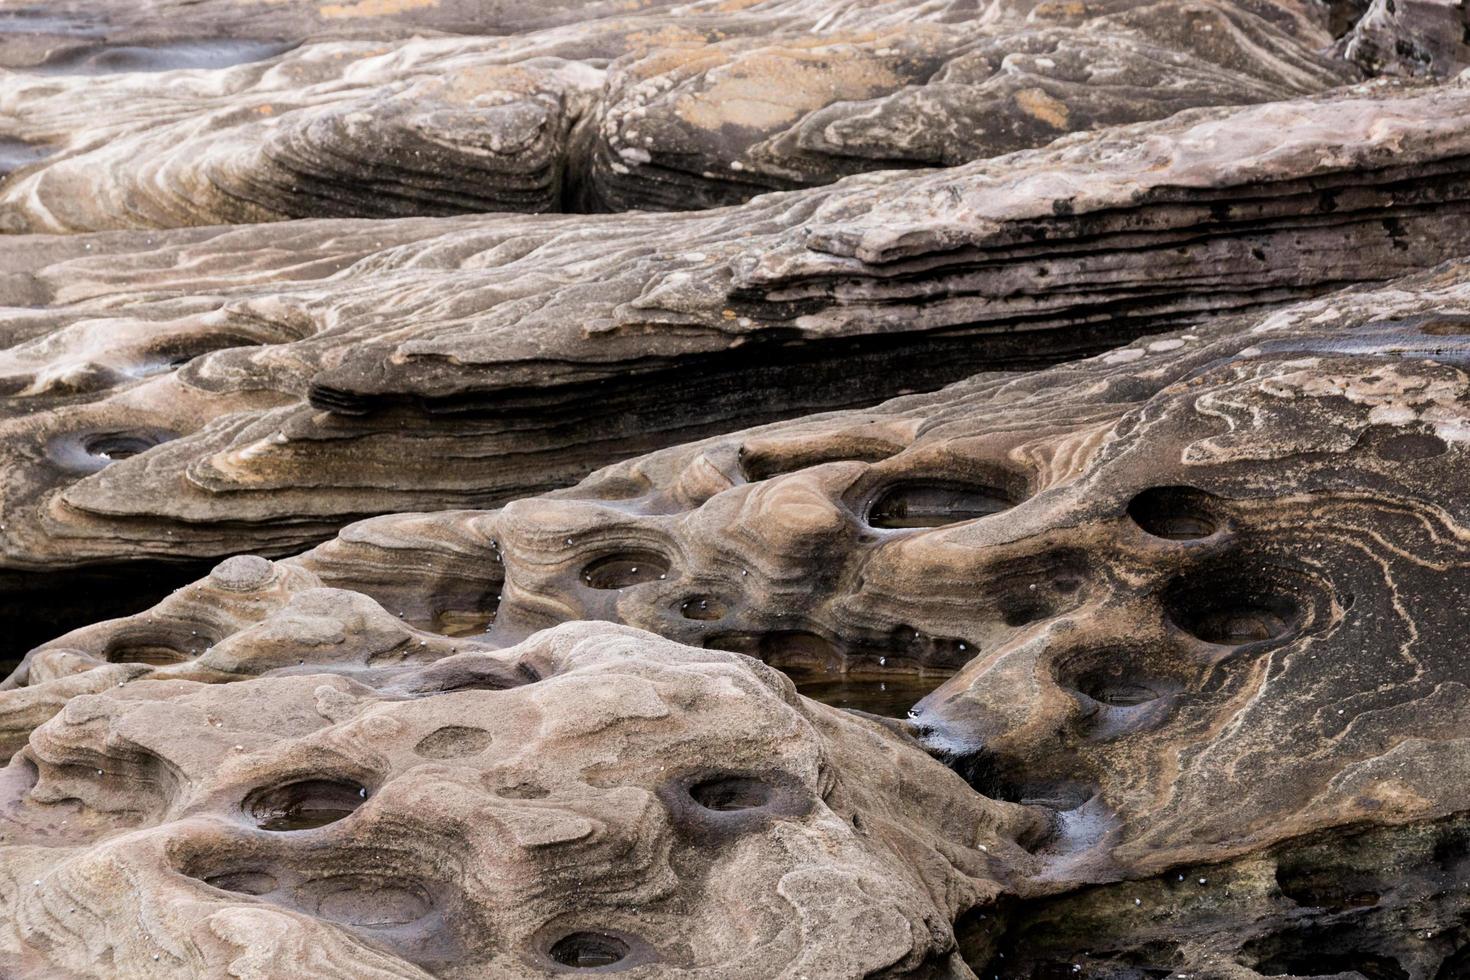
(1336, 0), (1470, 77)
(3, 76), (1470, 659)
(2, 621), (1043, 978)
(6, 260), (1469, 975)
(0, 0), (1355, 230)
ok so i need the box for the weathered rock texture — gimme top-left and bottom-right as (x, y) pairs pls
(0, 0), (1358, 228)
(0, 621), (1048, 978)
(6, 260), (1470, 976)
(1336, 0), (1470, 77)
(4, 77), (1470, 663)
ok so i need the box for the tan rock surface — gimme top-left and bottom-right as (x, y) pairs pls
(7, 261), (1469, 975)
(4, 76), (1470, 661)
(0, 0), (1354, 228)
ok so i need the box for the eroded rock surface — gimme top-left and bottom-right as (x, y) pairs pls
(1, 621), (1046, 978)
(7, 261), (1470, 976)
(0, 0), (1358, 229)
(3, 77), (1470, 663)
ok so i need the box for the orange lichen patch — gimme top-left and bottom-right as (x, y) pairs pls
(676, 50), (901, 131)
(1030, 0), (1093, 20)
(256, 105), (275, 116)
(1015, 87), (1070, 129)
(443, 65), (541, 101)
(318, 0), (438, 19)
(625, 25), (713, 47)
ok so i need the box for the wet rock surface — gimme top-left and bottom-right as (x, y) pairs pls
(3, 1), (1470, 976)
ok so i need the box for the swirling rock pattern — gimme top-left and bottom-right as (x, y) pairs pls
(7, 260), (1470, 976)
(1, 621), (1045, 978)
(3, 76), (1470, 659)
(0, 0), (1357, 229)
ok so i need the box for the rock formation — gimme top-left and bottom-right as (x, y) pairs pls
(5, 258), (1470, 976)
(1, 622), (1049, 978)
(3, 0), (1470, 975)
(5, 76), (1470, 656)
(0, 0), (1355, 229)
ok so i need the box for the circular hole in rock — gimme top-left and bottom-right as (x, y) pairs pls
(414, 725), (492, 759)
(1001, 602), (1052, 628)
(85, 431), (170, 462)
(47, 427), (179, 473)
(867, 480), (1017, 529)
(549, 932), (630, 969)
(679, 595), (725, 620)
(315, 878), (432, 927)
(688, 775), (774, 812)
(1126, 486), (1220, 540)
(246, 778), (368, 832)
(104, 624), (212, 665)
(1072, 670), (1168, 707)
(204, 871), (277, 896)
(581, 551), (670, 590)
(1165, 573), (1302, 647)
(106, 640), (192, 666)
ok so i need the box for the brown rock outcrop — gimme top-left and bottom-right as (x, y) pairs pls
(0, 621), (1051, 978)
(0, 0), (1356, 228)
(4, 75), (1470, 658)
(6, 259), (1469, 976)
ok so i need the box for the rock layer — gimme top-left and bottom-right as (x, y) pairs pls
(0, 0), (1356, 229)
(4, 75), (1470, 659)
(6, 261), (1470, 976)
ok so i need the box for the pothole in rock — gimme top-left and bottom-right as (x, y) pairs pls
(707, 630), (966, 718)
(795, 674), (955, 719)
(414, 726), (492, 760)
(312, 877), (434, 928)
(866, 479), (1018, 529)
(687, 775), (774, 812)
(418, 583), (502, 637)
(46, 427), (179, 473)
(1053, 645), (1195, 737)
(128, 333), (263, 379)
(103, 622), (218, 666)
(679, 595), (726, 620)
(430, 609), (497, 636)
(204, 870), (278, 896)
(1163, 566), (1306, 648)
(548, 931), (631, 970)
(245, 779), (368, 832)
(581, 551), (670, 590)
(1126, 485), (1222, 540)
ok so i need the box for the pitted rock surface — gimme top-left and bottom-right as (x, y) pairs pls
(4, 77), (1470, 659)
(4, 3), (1470, 976)
(7, 263), (1470, 976)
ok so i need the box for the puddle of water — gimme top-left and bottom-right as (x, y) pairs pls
(31, 38), (293, 75)
(0, 11), (104, 36)
(796, 673), (951, 719)
(0, 138), (52, 178)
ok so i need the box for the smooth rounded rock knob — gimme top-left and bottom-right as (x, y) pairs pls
(209, 555), (275, 592)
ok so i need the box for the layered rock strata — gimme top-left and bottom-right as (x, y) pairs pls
(3, 77), (1470, 657)
(6, 260), (1469, 976)
(0, 0), (1357, 228)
